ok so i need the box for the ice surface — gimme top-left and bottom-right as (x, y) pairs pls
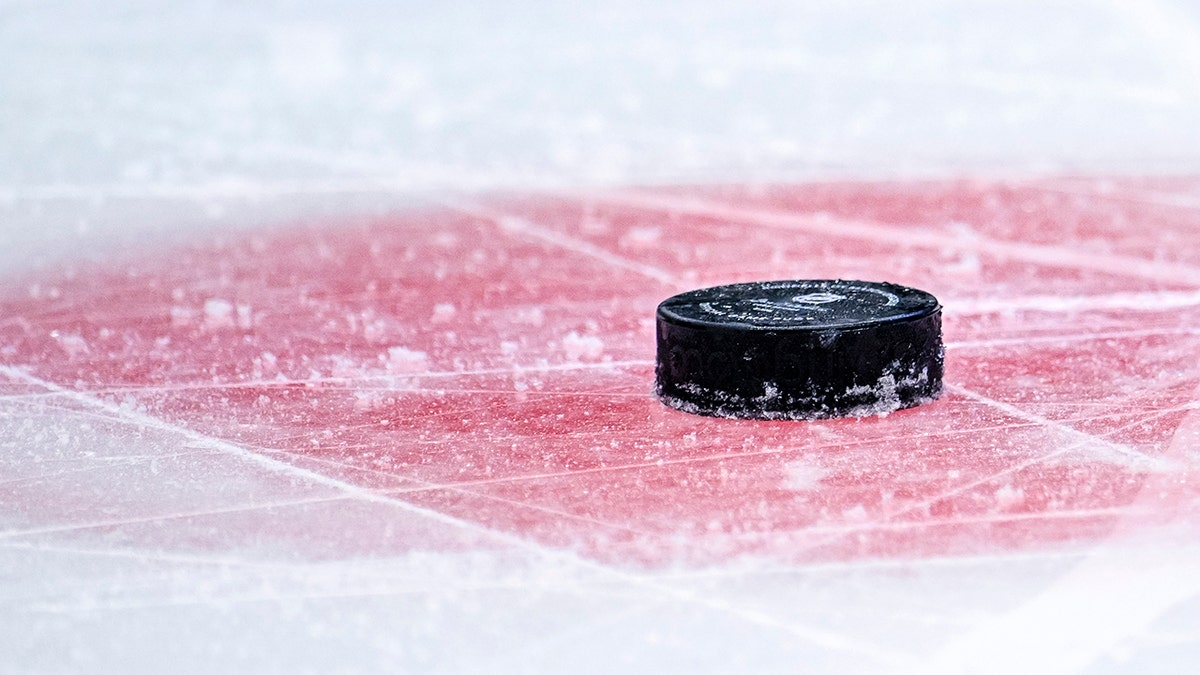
(5, 179), (1200, 673)
(4, 0), (1200, 673)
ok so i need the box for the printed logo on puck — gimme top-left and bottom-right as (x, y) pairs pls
(673, 280), (912, 329)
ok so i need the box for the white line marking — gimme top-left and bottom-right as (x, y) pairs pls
(947, 384), (1166, 469)
(0, 359), (654, 399)
(0, 540), (309, 569)
(595, 190), (1200, 286)
(0, 495), (352, 540)
(948, 326), (1200, 350)
(438, 198), (683, 286)
(948, 288), (1200, 315)
(1038, 182), (1200, 211)
(0, 365), (560, 549)
(0, 365), (899, 660)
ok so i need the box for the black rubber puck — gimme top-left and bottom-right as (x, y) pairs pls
(654, 279), (944, 420)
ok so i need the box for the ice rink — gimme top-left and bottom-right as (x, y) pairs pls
(4, 1), (1200, 673)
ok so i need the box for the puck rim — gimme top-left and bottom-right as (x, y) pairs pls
(656, 279), (942, 333)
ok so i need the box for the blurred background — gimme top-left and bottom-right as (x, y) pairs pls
(4, 0), (1200, 196)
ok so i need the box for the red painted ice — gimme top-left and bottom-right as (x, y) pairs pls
(4, 178), (1199, 573)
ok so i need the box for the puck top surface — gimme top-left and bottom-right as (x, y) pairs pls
(657, 279), (939, 331)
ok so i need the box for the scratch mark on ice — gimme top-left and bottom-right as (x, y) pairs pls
(438, 198), (683, 286)
(908, 380), (1200, 674)
(597, 190), (1200, 286)
(946, 384), (1167, 469)
(0, 365), (903, 662)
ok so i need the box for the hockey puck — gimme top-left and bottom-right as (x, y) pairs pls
(654, 279), (944, 420)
